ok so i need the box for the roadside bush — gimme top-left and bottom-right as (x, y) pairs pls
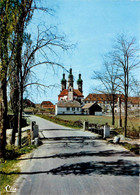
(127, 127), (139, 138)
(5, 145), (20, 159)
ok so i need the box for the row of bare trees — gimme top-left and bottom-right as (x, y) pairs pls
(93, 35), (140, 136)
(0, 1), (71, 159)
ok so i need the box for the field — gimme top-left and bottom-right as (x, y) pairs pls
(56, 115), (140, 130)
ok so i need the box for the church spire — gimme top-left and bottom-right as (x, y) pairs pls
(77, 73), (83, 93)
(61, 73), (66, 91)
(68, 68), (74, 88)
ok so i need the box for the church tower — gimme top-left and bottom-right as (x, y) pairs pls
(77, 73), (83, 93)
(68, 68), (74, 88)
(61, 73), (66, 91)
(68, 68), (74, 101)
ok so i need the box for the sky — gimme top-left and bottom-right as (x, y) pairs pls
(26, 0), (140, 104)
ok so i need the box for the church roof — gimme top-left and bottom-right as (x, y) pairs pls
(58, 89), (83, 97)
(73, 89), (83, 97)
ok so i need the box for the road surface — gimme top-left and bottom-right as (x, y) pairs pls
(14, 115), (139, 195)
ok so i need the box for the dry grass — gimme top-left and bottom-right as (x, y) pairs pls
(56, 115), (140, 130)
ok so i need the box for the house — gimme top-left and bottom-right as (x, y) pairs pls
(82, 103), (102, 115)
(128, 97), (140, 110)
(41, 101), (55, 109)
(83, 93), (119, 112)
(84, 93), (140, 113)
(55, 100), (82, 115)
(23, 99), (35, 108)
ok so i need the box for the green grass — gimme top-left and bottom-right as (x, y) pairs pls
(56, 115), (140, 138)
(36, 114), (140, 138)
(36, 114), (83, 129)
(119, 143), (139, 155)
(0, 144), (37, 195)
(56, 115), (140, 129)
(0, 159), (20, 195)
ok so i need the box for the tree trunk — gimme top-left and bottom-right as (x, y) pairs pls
(119, 96), (122, 127)
(124, 95), (128, 137)
(112, 94), (115, 126)
(18, 83), (23, 147)
(0, 79), (7, 159)
(11, 110), (18, 145)
(0, 30), (8, 159)
(10, 80), (19, 145)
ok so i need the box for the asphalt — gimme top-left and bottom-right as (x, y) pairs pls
(13, 115), (139, 195)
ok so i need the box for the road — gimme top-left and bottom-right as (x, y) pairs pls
(14, 115), (139, 195)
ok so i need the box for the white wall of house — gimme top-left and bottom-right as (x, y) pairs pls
(95, 112), (102, 116)
(59, 95), (67, 101)
(55, 105), (82, 115)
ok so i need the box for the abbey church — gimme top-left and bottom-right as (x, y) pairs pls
(58, 68), (84, 102)
(55, 68), (84, 115)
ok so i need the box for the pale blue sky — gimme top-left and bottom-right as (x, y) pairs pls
(26, 0), (140, 104)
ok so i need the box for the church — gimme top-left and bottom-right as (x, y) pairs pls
(55, 68), (84, 115)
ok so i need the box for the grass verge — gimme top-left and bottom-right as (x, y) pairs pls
(0, 144), (36, 195)
(36, 114), (83, 129)
(119, 143), (139, 155)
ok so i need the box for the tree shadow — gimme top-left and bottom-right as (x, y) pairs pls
(39, 128), (76, 131)
(1, 160), (139, 176)
(40, 136), (101, 141)
(48, 159), (139, 176)
(18, 149), (134, 161)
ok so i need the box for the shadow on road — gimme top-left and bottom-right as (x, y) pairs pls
(48, 159), (139, 176)
(40, 129), (77, 131)
(1, 159), (139, 176)
(18, 149), (135, 161)
(40, 136), (101, 141)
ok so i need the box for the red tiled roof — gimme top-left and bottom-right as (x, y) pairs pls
(42, 105), (55, 109)
(58, 89), (68, 97)
(128, 97), (139, 105)
(84, 94), (117, 102)
(84, 94), (124, 103)
(73, 89), (84, 97)
(84, 94), (139, 105)
(58, 89), (83, 97)
(41, 101), (53, 106)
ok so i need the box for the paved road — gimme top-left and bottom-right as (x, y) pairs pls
(14, 115), (139, 195)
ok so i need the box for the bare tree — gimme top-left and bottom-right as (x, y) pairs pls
(111, 35), (140, 136)
(92, 58), (120, 126)
(10, 26), (72, 146)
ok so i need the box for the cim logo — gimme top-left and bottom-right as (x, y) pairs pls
(5, 185), (16, 193)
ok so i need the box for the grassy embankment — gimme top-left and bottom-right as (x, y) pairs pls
(37, 114), (139, 137)
(0, 131), (37, 195)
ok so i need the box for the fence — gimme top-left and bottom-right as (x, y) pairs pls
(83, 121), (110, 138)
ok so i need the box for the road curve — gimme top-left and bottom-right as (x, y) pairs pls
(14, 115), (139, 195)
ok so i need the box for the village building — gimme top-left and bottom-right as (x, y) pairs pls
(127, 97), (140, 110)
(83, 93), (140, 113)
(55, 100), (82, 115)
(41, 101), (55, 109)
(82, 103), (102, 115)
(23, 99), (36, 108)
(83, 93), (119, 113)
